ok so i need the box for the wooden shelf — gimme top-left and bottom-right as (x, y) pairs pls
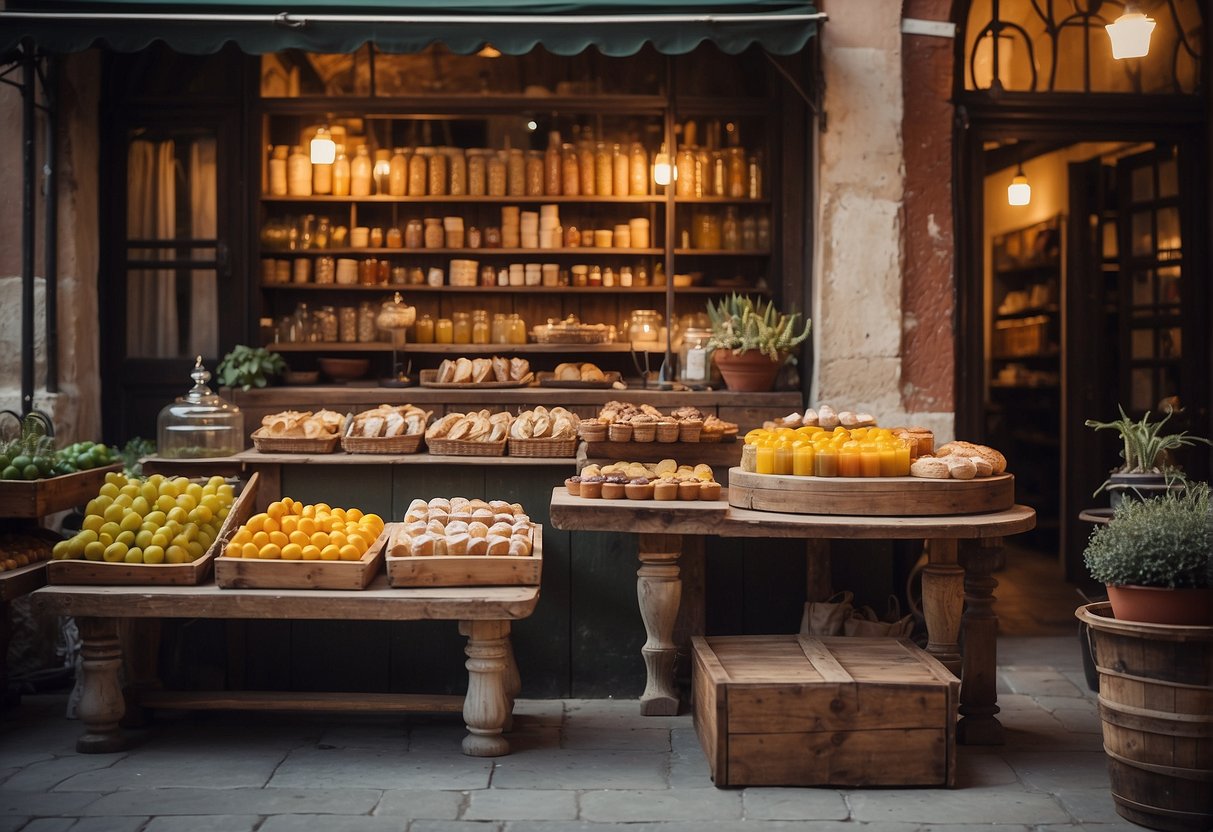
(994, 305), (1059, 321)
(259, 283), (750, 294)
(269, 342), (668, 354)
(258, 93), (670, 115)
(675, 249), (770, 256)
(673, 197), (769, 205)
(261, 194), (665, 204)
(262, 248), (664, 257)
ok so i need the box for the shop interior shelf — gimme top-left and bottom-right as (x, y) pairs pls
(260, 283), (753, 294)
(261, 194), (667, 204)
(674, 249), (771, 256)
(269, 342), (668, 354)
(262, 248), (665, 257)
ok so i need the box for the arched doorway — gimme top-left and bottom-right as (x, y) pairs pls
(952, 0), (1209, 581)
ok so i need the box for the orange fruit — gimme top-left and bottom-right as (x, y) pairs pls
(345, 508), (363, 523)
(297, 517), (316, 536)
(266, 501), (286, 521)
(338, 544), (361, 561)
(268, 531), (289, 548)
(258, 543), (281, 559)
(320, 544), (340, 561)
(361, 513), (383, 530)
(262, 516), (280, 534)
(280, 497), (295, 514)
(224, 542), (242, 558)
(231, 528), (252, 546)
(311, 531), (330, 549)
(300, 545), (322, 560)
(280, 516), (298, 535)
(301, 504), (316, 518)
(240, 542), (259, 559)
(329, 530), (347, 548)
(252, 531), (270, 548)
(288, 530), (310, 547)
(281, 543), (303, 560)
(245, 513), (268, 533)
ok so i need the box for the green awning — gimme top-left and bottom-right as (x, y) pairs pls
(0, 1), (822, 57)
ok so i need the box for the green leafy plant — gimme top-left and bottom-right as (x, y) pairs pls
(216, 345), (287, 391)
(1085, 405), (1211, 495)
(1083, 483), (1211, 589)
(705, 294), (811, 362)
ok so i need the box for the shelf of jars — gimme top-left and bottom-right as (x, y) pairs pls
(267, 342), (668, 354)
(261, 248), (664, 257)
(258, 283), (752, 295)
(262, 195), (668, 204)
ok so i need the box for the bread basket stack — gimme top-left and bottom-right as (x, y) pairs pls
(507, 406), (580, 457)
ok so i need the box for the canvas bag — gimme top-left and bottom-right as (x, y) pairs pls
(843, 595), (915, 638)
(799, 591), (854, 636)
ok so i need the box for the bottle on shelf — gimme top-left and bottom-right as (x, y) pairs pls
(472, 310), (490, 344)
(351, 145), (373, 196)
(287, 145), (312, 196)
(429, 149), (449, 196)
(388, 148), (408, 196)
(408, 151), (427, 196)
(629, 142), (648, 196)
(332, 145), (350, 196)
(722, 207), (740, 251)
(269, 145), (288, 195)
(676, 146), (696, 198)
(561, 144), (580, 196)
(545, 131), (562, 196)
(449, 150), (468, 196)
(313, 153), (332, 195)
(415, 314), (435, 343)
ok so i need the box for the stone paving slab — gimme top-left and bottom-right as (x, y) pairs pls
(0, 790), (99, 818)
(0, 754), (122, 793)
(373, 790), (466, 820)
(259, 816), (409, 832)
(560, 727), (671, 753)
(579, 788), (744, 823)
(144, 816), (262, 832)
(465, 789), (578, 821)
(269, 747), (493, 791)
(845, 788), (1073, 825)
(490, 750), (668, 791)
(740, 788), (850, 821)
(74, 787), (381, 816)
(52, 746), (289, 792)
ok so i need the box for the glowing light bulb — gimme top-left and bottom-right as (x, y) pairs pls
(653, 144), (671, 187)
(1007, 167), (1031, 206)
(1106, 11), (1155, 59)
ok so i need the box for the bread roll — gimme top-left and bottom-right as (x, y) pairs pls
(446, 533), (471, 555)
(509, 536), (532, 556)
(468, 521), (489, 539)
(467, 537), (488, 556)
(967, 456), (994, 477)
(492, 356), (510, 382)
(581, 364), (605, 382)
(910, 457), (950, 479)
(406, 521), (429, 538)
(426, 518), (448, 535)
(445, 520), (469, 536)
(486, 534), (510, 555)
(488, 500), (511, 513)
(436, 359), (456, 384)
(945, 457), (977, 480)
(472, 358), (492, 383)
(555, 362), (581, 381)
(489, 522), (514, 538)
(410, 534), (437, 556)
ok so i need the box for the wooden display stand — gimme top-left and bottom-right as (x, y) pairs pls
(727, 470), (1016, 516)
(215, 520), (387, 591)
(386, 524), (543, 588)
(0, 464), (124, 519)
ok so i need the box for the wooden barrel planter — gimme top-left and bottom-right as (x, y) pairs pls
(1076, 602), (1213, 832)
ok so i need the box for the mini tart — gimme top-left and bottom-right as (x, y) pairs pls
(698, 480), (722, 501)
(677, 480), (702, 501)
(656, 421), (680, 443)
(607, 422), (633, 442)
(678, 419), (704, 442)
(652, 479), (678, 501)
(564, 476), (582, 496)
(579, 476), (604, 499)
(624, 478), (655, 500)
(630, 422), (657, 443)
(601, 481), (626, 500)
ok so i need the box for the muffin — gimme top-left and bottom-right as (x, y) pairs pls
(579, 475), (605, 499)
(653, 478), (678, 501)
(698, 480), (722, 501)
(601, 475), (628, 500)
(578, 419), (608, 443)
(677, 480), (702, 501)
(699, 425), (723, 443)
(656, 420), (680, 443)
(624, 477), (655, 500)
(678, 419), (704, 442)
(608, 422), (633, 442)
(564, 475), (582, 496)
(630, 417), (657, 443)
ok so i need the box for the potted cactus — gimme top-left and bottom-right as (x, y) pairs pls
(706, 294), (811, 392)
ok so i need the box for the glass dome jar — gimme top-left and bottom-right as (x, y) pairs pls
(627, 309), (663, 343)
(157, 357), (244, 459)
(679, 326), (715, 386)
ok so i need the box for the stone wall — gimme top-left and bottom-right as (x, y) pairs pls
(0, 51), (101, 442)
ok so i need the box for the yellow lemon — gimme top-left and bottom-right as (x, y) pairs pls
(320, 544), (340, 561)
(297, 517), (316, 536)
(245, 512), (268, 533)
(192, 505), (213, 525)
(301, 503), (316, 518)
(231, 528), (252, 546)
(103, 542), (128, 563)
(280, 515), (297, 535)
(185, 541), (203, 559)
(175, 493), (197, 512)
(301, 545), (322, 560)
(99, 482), (120, 499)
(166, 545), (190, 564)
(345, 507), (363, 523)
(84, 541), (106, 561)
(116, 530), (136, 546)
(338, 544), (361, 561)
(280, 496), (296, 514)
(135, 529), (154, 549)
(103, 503), (126, 523)
(281, 543), (303, 561)
(262, 516), (280, 534)
(124, 548), (144, 564)
(151, 533), (170, 549)
(52, 540), (71, 559)
(119, 512), (143, 533)
(82, 514), (105, 534)
(288, 530), (309, 547)
(143, 545), (165, 564)
(268, 531), (289, 548)
(252, 531), (270, 548)
(224, 541), (242, 558)
(311, 531), (330, 549)
(240, 542), (259, 559)
(258, 543), (281, 560)
(266, 501), (286, 521)
(329, 530), (347, 549)
(361, 513), (383, 531)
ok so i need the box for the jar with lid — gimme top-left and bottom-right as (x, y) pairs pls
(408, 151), (428, 195)
(756, 214), (771, 250)
(300, 214), (315, 249)
(594, 142), (613, 196)
(722, 207), (740, 251)
(376, 292), (416, 347)
(452, 311), (472, 344)
(369, 226), (384, 248)
(157, 357), (244, 459)
(727, 147), (746, 198)
(467, 226), (483, 249)
(488, 154), (507, 196)
(389, 148), (408, 196)
(289, 302), (311, 342)
(611, 144), (628, 198)
(602, 266), (616, 288)
(693, 211), (722, 250)
(315, 256), (335, 284)
(414, 314), (435, 343)
(479, 264), (494, 286)
(571, 264), (588, 287)
(404, 218), (424, 249)
(467, 151), (486, 196)
(491, 313), (507, 343)
(678, 327), (714, 386)
(314, 216), (331, 249)
(588, 265), (602, 287)
(506, 149), (526, 196)
(711, 150), (726, 197)
(484, 226), (502, 248)
(472, 310), (490, 344)
(313, 154), (332, 195)
(287, 145), (312, 196)
(434, 317), (454, 344)
(561, 144), (580, 195)
(358, 258), (378, 285)
(525, 151), (544, 196)
(448, 150), (467, 195)
(373, 150), (392, 194)
(315, 306), (338, 341)
(508, 313), (527, 344)
(545, 132), (562, 195)
(635, 263), (650, 286)
(627, 309), (662, 343)
(268, 145), (289, 195)
(676, 146), (697, 198)
(351, 145), (373, 196)
(332, 145), (350, 196)
(741, 216), (758, 250)
(428, 150), (449, 196)
(339, 306), (358, 342)
(358, 301), (378, 342)
(564, 225), (581, 248)
(628, 142), (648, 195)
(653, 262), (666, 285)
(578, 141), (596, 195)
(386, 227), (402, 248)
(423, 218), (444, 249)
(620, 266), (633, 287)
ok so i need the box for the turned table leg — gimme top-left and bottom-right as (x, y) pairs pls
(958, 538), (1005, 745)
(502, 635), (521, 732)
(75, 617), (127, 753)
(921, 538), (964, 678)
(459, 620), (512, 757)
(637, 533), (682, 716)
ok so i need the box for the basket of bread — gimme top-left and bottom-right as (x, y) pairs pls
(507, 406), (580, 458)
(565, 458), (722, 502)
(425, 410), (511, 456)
(422, 356), (533, 388)
(341, 404), (431, 454)
(537, 362), (621, 388)
(251, 410), (345, 453)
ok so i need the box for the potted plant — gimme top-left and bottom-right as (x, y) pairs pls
(1082, 482), (1211, 625)
(1084, 404), (1211, 506)
(216, 345), (287, 391)
(705, 294), (811, 392)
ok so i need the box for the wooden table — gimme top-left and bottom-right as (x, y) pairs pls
(548, 489), (1036, 745)
(32, 578), (538, 757)
(1, 561), (48, 701)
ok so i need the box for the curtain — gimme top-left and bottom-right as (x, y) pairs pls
(126, 138), (178, 358)
(189, 138), (218, 358)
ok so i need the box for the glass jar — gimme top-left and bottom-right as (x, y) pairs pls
(157, 357), (244, 459)
(561, 144), (580, 196)
(376, 292), (416, 347)
(434, 317), (454, 344)
(711, 150), (727, 197)
(757, 214), (771, 250)
(358, 258), (378, 285)
(727, 147), (746, 198)
(314, 256), (335, 284)
(386, 227), (402, 248)
(525, 150), (545, 196)
(315, 306), (338, 341)
(676, 146), (697, 198)
(488, 154), (507, 196)
(508, 313), (527, 345)
(405, 218), (424, 249)
(428, 150), (448, 196)
(423, 218), (444, 249)
(358, 301), (378, 342)
(722, 207), (740, 251)
(369, 226), (384, 248)
(314, 216), (330, 249)
(627, 309), (662, 343)
(467, 151), (486, 196)
(693, 211), (722, 250)
(268, 145), (288, 195)
(414, 314), (435, 343)
(564, 225), (581, 248)
(332, 145), (351, 196)
(408, 151), (428, 195)
(313, 157), (332, 195)
(578, 141), (595, 196)
(448, 150), (467, 196)
(679, 326), (714, 386)
(452, 311), (472, 344)
(472, 310), (490, 344)
(339, 305), (358, 342)
(741, 216), (758, 250)
(350, 145), (372, 196)
(748, 154), (763, 199)
(389, 148), (408, 196)
(595, 142), (613, 196)
(588, 265), (602, 287)
(545, 132), (562, 195)
(612, 144), (628, 199)
(506, 149), (525, 196)
(299, 214), (315, 249)
(467, 226), (483, 249)
(634, 263), (649, 287)
(373, 150), (392, 194)
(629, 142), (648, 196)
(491, 313), (507, 344)
(287, 145), (312, 196)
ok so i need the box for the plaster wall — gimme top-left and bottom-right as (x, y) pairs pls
(0, 52), (101, 442)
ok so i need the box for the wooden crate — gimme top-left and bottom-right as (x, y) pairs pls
(46, 473), (259, 587)
(727, 469), (1015, 516)
(692, 635), (959, 787)
(386, 523), (543, 587)
(215, 524), (388, 590)
(0, 464), (124, 519)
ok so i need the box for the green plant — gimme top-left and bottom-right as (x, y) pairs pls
(1083, 483), (1211, 589)
(1085, 405), (1211, 495)
(705, 294), (811, 362)
(216, 345), (287, 391)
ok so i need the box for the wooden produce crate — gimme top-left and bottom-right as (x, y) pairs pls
(692, 634), (959, 787)
(215, 524), (388, 590)
(0, 464), (124, 519)
(46, 473), (259, 587)
(386, 523), (543, 588)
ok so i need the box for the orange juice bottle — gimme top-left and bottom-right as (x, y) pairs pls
(837, 440), (862, 477)
(774, 442), (793, 475)
(859, 441), (881, 477)
(813, 444), (838, 477)
(756, 443), (776, 475)
(877, 442), (898, 477)
(894, 439), (912, 475)
(792, 441), (815, 476)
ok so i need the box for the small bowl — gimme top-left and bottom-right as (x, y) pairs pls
(318, 357), (370, 381)
(283, 370), (320, 386)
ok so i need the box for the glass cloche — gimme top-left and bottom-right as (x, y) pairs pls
(157, 357), (244, 458)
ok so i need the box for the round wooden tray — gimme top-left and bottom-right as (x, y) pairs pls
(727, 468), (1016, 516)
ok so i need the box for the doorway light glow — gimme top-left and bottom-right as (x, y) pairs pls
(1106, 11), (1156, 59)
(1008, 166), (1031, 206)
(310, 126), (336, 165)
(653, 144), (672, 187)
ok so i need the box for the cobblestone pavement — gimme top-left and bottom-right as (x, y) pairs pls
(2, 635), (1138, 831)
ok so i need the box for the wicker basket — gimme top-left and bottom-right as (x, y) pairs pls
(578, 423), (608, 442)
(678, 421), (704, 443)
(508, 437), (577, 458)
(341, 432), (424, 455)
(656, 422), (680, 443)
(699, 431), (724, 444)
(608, 423), (633, 442)
(630, 423), (657, 443)
(251, 429), (341, 454)
(427, 438), (507, 456)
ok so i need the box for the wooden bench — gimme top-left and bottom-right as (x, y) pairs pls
(32, 579), (539, 757)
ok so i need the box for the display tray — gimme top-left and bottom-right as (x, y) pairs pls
(385, 523), (543, 587)
(0, 464), (125, 519)
(46, 472), (259, 586)
(727, 469), (1016, 516)
(251, 429), (341, 454)
(419, 369), (529, 389)
(536, 371), (622, 389)
(215, 524), (388, 590)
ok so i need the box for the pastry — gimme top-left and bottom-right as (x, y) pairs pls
(601, 479), (626, 500)
(936, 441), (1006, 474)
(467, 537), (488, 556)
(580, 364), (606, 382)
(489, 521), (514, 538)
(508, 536), (531, 557)
(555, 362), (581, 381)
(677, 480), (702, 501)
(486, 534), (510, 555)
(910, 457), (950, 479)
(624, 478), (654, 500)
(699, 481), (722, 500)
(492, 356), (510, 382)
(678, 419), (703, 442)
(579, 475), (604, 499)
(653, 478), (678, 501)
(945, 457), (977, 480)
(608, 422), (633, 442)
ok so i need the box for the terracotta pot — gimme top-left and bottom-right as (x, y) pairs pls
(1106, 584), (1213, 626)
(713, 349), (783, 392)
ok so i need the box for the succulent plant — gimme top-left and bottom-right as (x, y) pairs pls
(705, 294), (811, 363)
(1085, 405), (1211, 496)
